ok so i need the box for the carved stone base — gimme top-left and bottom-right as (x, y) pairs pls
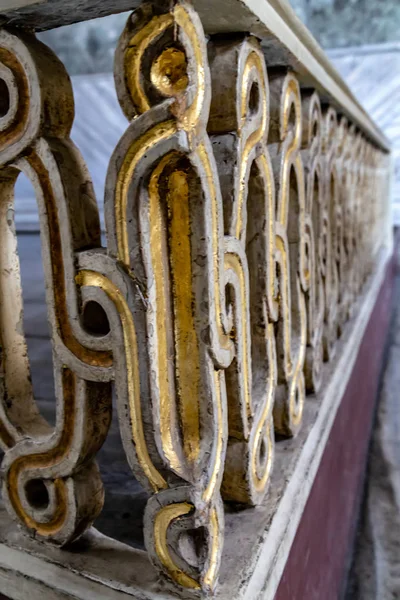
(0, 247), (392, 600)
(276, 247), (396, 600)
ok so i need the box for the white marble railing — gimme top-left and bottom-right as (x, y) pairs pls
(0, 1), (392, 598)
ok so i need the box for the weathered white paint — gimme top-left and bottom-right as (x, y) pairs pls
(0, 245), (392, 600)
(242, 247), (393, 600)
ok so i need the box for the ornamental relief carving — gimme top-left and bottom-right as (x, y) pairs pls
(0, 0), (389, 594)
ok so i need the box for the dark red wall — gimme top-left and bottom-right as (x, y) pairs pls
(0, 257), (395, 600)
(275, 254), (396, 600)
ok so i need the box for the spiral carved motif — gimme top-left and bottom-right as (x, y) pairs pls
(0, 0), (391, 594)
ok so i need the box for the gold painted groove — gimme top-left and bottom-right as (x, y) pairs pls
(288, 278), (307, 427)
(6, 368), (75, 536)
(125, 13), (174, 115)
(203, 370), (224, 504)
(115, 121), (177, 267)
(275, 234), (292, 375)
(251, 323), (276, 491)
(258, 154), (278, 320)
(174, 3), (206, 133)
(278, 80), (302, 228)
(153, 502), (200, 590)
(236, 50), (268, 239)
(224, 252), (252, 420)
(148, 155), (182, 474)
(76, 270), (167, 492)
(197, 142), (232, 355)
(167, 169), (200, 463)
(148, 157), (200, 470)
(26, 150), (112, 368)
(202, 507), (220, 590)
(282, 77), (301, 147)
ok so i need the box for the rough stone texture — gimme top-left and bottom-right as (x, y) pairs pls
(345, 258), (400, 599)
(0, 0), (139, 31)
(0, 1), (393, 596)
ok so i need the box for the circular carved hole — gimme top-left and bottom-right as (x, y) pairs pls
(248, 81), (260, 116)
(0, 79), (10, 118)
(25, 479), (49, 510)
(151, 47), (188, 97)
(82, 300), (110, 337)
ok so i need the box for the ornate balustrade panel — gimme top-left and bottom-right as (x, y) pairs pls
(208, 36), (276, 505)
(300, 89), (324, 393)
(0, 29), (113, 545)
(0, 0), (393, 598)
(100, 3), (229, 589)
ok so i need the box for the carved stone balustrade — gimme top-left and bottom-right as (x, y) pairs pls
(0, 1), (393, 599)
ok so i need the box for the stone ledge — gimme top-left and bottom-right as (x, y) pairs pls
(0, 246), (392, 600)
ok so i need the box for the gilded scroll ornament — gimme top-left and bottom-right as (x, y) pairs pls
(321, 106), (339, 359)
(0, 1), (391, 595)
(101, 1), (229, 591)
(335, 115), (351, 331)
(268, 71), (307, 437)
(0, 30), (112, 545)
(208, 36), (277, 505)
(300, 90), (324, 392)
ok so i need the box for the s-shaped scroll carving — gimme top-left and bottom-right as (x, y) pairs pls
(300, 90), (324, 392)
(0, 29), (112, 544)
(208, 37), (277, 505)
(335, 115), (351, 331)
(321, 106), (339, 359)
(268, 71), (307, 437)
(78, 1), (230, 592)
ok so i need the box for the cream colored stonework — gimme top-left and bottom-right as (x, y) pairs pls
(0, 0), (392, 598)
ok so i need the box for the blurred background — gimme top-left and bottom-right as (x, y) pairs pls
(14, 0), (400, 231)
